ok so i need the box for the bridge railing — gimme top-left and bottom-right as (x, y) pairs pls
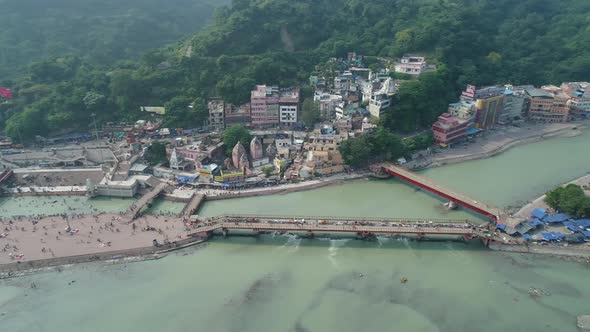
(202, 214), (477, 225)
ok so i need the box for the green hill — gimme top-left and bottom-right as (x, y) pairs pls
(0, 0), (227, 78)
(2, 0), (590, 140)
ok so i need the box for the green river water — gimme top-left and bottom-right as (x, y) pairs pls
(0, 130), (589, 332)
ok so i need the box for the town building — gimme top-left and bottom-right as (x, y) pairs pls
(431, 113), (469, 145)
(448, 101), (476, 124)
(394, 55), (428, 75)
(498, 85), (528, 124)
(251, 85), (280, 127)
(525, 88), (570, 123)
(207, 100), (225, 131)
(333, 72), (356, 95)
(459, 85), (505, 129)
(314, 91), (343, 119)
(561, 82), (590, 112)
(367, 78), (397, 118)
(279, 88), (300, 126)
(225, 103), (251, 127)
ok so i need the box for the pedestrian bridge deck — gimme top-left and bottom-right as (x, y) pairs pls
(125, 182), (169, 220)
(178, 193), (205, 219)
(189, 214), (494, 240)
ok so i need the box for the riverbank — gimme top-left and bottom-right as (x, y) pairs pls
(514, 173), (590, 219)
(489, 242), (590, 262)
(430, 121), (586, 167)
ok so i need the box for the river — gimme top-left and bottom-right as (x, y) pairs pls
(1, 130), (589, 331)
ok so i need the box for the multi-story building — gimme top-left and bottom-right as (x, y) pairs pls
(459, 85), (505, 129)
(395, 55), (427, 75)
(279, 88), (300, 126)
(431, 113), (469, 145)
(526, 88), (570, 123)
(225, 103), (251, 127)
(561, 82), (590, 112)
(333, 72), (356, 94)
(251, 85), (280, 127)
(314, 91), (342, 119)
(498, 85), (528, 124)
(366, 78), (397, 118)
(207, 100), (225, 131)
(447, 101), (476, 124)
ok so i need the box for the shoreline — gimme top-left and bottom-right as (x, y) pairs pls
(514, 173), (590, 219)
(0, 237), (207, 278)
(428, 122), (585, 168)
(489, 242), (590, 262)
(203, 173), (368, 201)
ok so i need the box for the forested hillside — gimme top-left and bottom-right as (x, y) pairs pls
(0, 0), (226, 78)
(2, 0), (590, 141)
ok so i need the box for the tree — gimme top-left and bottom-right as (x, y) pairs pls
(223, 125), (251, 156)
(339, 136), (372, 167)
(145, 141), (168, 166)
(545, 184), (590, 218)
(262, 166), (274, 178)
(301, 98), (320, 127)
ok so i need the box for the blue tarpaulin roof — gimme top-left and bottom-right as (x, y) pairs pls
(544, 213), (571, 223)
(531, 208), (547, 220)
(563, 222), (582, 233)
(541, 232), (565, 241)
(581, 230), (590, 237)
(527, 219), (544, 227)
(496, 224), (507, 230)
(466, 128), (481, 135)
(522, 234), (532, 240)
(574, 219), (590, 228)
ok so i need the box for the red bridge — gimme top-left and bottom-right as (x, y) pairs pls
(381, 163), (506, 223)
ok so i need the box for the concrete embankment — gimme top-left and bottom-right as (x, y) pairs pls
(205, 175), (367, 201)
(0, 237), (207, 278)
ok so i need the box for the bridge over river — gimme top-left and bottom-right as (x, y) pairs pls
(381, 163), (508, 223)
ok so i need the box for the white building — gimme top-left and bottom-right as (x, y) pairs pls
(279, 105), (298, 124)
(395, 55), (428, 75)
(314, 91), (343, 119)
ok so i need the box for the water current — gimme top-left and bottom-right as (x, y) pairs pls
(0, 129), (589, 331)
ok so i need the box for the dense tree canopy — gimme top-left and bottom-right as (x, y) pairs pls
(223, 125), (252, 157)
(0, 0), (226, 78)
(545, 184), (590, 219)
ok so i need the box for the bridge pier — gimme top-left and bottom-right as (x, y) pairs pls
(416, 232), (426, 241)
(307, 230), (314, 239)
(463, 234), (473, 241)
(222, 228), (229, 238)
(357, 231), (376, 241)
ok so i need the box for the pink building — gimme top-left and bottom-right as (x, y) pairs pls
(431, 113), (469, 145)
(251, 85), (280, 126)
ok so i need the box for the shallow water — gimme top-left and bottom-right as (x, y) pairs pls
(0, 238), (588, 332)
(1, 129), (590, 331)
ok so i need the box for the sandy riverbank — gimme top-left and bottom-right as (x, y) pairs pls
(430, 122), (586, 167)
(489, 242), (590, 261)
(514, 174), (590, 219)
